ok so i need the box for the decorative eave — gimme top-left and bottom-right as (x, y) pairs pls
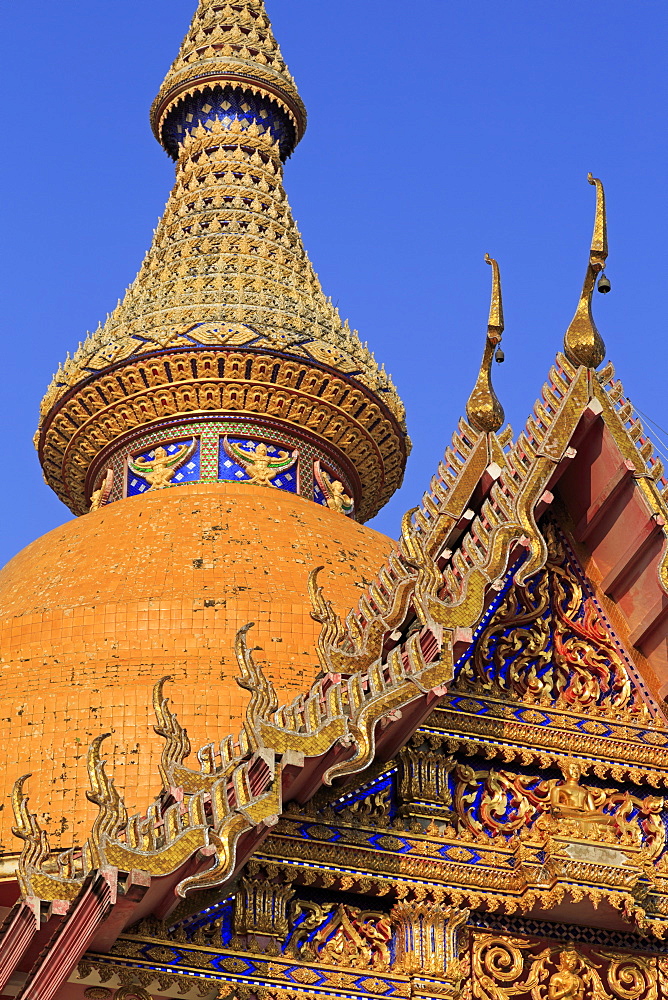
(36, 342), (408, 520)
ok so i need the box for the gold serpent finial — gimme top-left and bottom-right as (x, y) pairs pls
(153, 675), (192, 789)
(563, 173), (608, 368)
(85, 733), (128, 870)
(11, 773), (51, 897)
(308, 566), (346, 672)
(465, 254), (505, 434)
(235, 622), (279, 751)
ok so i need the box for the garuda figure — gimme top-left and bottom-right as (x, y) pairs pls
(128, 441), (196, 490)
(223, 437), (297, 487)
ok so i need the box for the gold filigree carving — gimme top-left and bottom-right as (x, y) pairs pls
(443, 757), (665, 855)
(233, 875), (294, 943)
(86, 733), (128, 870)
(39, 89), (408, 520)
(314, 460), (354, 515)
(286, 900), (335, 958)
(235, 622), (279, 752)
(456, 522), (639, 716)
(308, 565), (348, 674)
(90, 468), (114, 510)
(153, 675), (192, 790)
(42, 346), (406, 520)
(11, 774), (51, 899)
(300, 903), (391, 970)
(546, 949), (586, 1000)
(471, 933), (657, 1000)
(392, 900), (468, 982)
(114, 988), (154, 1000)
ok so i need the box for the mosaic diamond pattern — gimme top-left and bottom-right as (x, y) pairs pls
(105, 418), (351, 509)
(162, 85), (296, 160)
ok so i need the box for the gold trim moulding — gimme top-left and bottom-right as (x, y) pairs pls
(39, 347), (407, 520)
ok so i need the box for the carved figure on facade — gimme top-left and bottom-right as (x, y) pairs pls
(547, 762), (612, 833)
(128, 440), (196, 490)
(471, 933), (657, 1000)
(223, 437), (297, 487)
(445, 758), (665, 854)
(314, 461), (354, 515)
(547, 950), (585, 1000)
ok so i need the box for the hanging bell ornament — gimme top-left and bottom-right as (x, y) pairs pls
(597, 272), (611, 294)
(495, 346), (505, 363)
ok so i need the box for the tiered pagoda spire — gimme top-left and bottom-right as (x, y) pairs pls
(36, 0), (408, 522)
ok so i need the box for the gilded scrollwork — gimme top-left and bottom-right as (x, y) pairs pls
(455, 523), (639, 716)
(289, 902), (391, 970)
(439, 758), (665, 856)
(471, 933), (657, 1000)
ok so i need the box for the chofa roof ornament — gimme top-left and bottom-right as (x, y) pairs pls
(465, 253), (506, 434)
(563, 173), (609, 369)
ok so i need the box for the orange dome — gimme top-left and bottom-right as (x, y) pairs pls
(0, 483), (393, 856)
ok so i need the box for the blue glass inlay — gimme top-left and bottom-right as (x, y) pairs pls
(162, 86), (296, 159)
(313, 481), (328, 507)
(219, 437), (298, 493)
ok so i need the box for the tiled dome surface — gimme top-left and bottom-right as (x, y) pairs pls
(0, 483), (393, 855)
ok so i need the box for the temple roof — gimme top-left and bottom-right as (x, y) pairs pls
(6, 5), (668, 996)
(13, 175), (668, 918)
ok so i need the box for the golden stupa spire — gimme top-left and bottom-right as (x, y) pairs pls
(563, 173), (608, 369)
(36, 0), (408, 522)
(466, 254), (505, 434)
(151, 0), (306, 158)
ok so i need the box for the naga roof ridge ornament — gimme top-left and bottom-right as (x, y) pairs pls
(563, 173), (608, 369)
(465, 253), (505, 434)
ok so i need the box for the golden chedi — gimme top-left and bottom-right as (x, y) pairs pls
(0, 0), (407, 858)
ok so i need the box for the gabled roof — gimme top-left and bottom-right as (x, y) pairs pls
(4, 176), (668, 995)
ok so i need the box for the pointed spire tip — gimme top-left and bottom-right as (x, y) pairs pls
(563, 174), (608, 368)
(465, 256), (505, 435)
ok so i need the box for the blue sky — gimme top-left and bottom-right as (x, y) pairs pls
(2, 2), (668, 564)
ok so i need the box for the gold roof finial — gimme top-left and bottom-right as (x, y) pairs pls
(466, 254), (505, 435)
(563, 173), (608, 368)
